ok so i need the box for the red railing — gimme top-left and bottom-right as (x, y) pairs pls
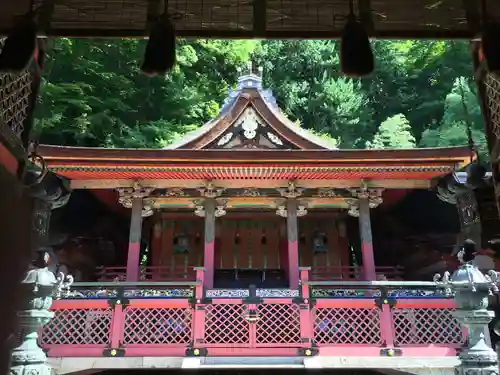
(96, 266), (196, 281)
(39, 268), (464, 358)
(309, 266), (404, 281)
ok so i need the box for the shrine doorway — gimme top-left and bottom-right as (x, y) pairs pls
(213, 218), (287, 288)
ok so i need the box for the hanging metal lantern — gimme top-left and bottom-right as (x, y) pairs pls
(312, 231), (328, 254)
(173, 234), (189, 254)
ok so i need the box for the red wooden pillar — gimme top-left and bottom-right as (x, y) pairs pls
(203, 198), (216, 289)
(286, 198), (300, 289)
(126, 197), (143, 282)
(358, 196), (376, 281)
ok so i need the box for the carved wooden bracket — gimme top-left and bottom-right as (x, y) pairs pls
(345, 182), (384, 217)
(116, 181), (155, 217)
(277, 181), (304, 199)
(198, 181), (224, 198)
(193, 197), (227, 217)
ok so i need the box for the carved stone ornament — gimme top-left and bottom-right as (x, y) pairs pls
(277, 181), (304, 199)
(198, 182), (224, 199)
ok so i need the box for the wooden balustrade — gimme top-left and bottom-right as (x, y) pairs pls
(96, 265), (197, 281)
(308, 265), (404, 281)
(39, 268), (463, 358)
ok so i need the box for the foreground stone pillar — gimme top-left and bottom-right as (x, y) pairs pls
(434, 249), (499, 375)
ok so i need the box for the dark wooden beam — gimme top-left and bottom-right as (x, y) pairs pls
(358, 0), (375, 36)
(253, 0), (267, 38)
(462, 0), (482, 36)
(37, 0), (56, 34)
(146, 0), (163, 26)
(20, 27), (477, 40)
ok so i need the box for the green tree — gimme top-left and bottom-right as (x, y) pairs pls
(34, 38), (256, 148)
(366, 114), (416, 149)
(420, 77), (487, 158)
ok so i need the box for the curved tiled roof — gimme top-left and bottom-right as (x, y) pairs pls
(165, 70), (337, 150)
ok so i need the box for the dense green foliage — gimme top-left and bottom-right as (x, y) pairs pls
(34, 39), (486, 155)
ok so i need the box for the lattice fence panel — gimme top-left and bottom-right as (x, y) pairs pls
(40, 308), (112, 345)
(123, 307), (192, 345)
(256, 303), (301, 345)
(0, 38), (32, 142)
(485, 74), (500, 140)
(392, 308), (464, 346)
(312, 307), (382, 345)
(204, 303), (250, 345)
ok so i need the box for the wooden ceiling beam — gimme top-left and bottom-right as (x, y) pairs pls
(253, 0), (267, 38)
(26, 27), (477, 40)
(462, 0), (482, 36)
(69, 178), (430, 190)
(37, 0), (56, 34)
(358, 0), (375, 36)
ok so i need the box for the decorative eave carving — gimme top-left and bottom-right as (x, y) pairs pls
(160, 188), (185, 197)
(198, 181), (224, 198)
(238, 188), (261, 197)
(345, 182), (384, 217)
(277, 181), (304, 199)
(317, 188), (338, 198)
(116, 181), (155, 217)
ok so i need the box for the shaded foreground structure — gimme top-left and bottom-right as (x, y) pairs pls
(3, 1), (500, 375)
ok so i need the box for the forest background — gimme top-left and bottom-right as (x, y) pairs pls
(34, 39), (487, 155)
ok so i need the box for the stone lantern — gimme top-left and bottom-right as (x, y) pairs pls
(10, 249), (73, 375)
(434, 257), (500, 375)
